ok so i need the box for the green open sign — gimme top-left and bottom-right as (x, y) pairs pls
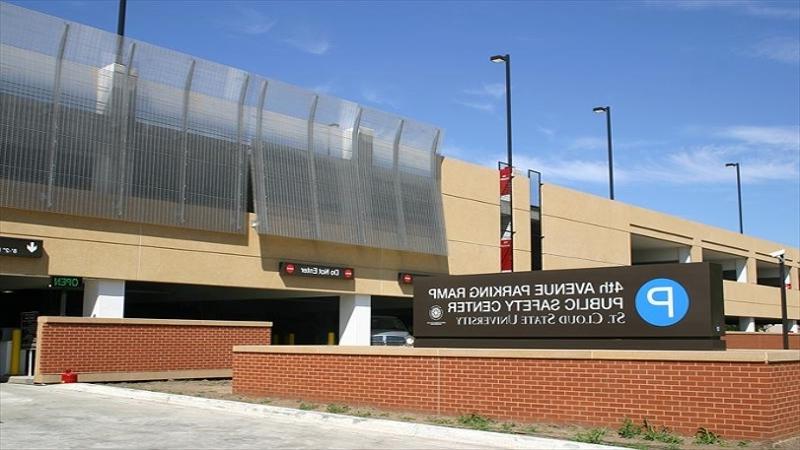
(49, 276), (83, 290)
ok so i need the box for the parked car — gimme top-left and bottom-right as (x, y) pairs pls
(371, 315), (414, 346)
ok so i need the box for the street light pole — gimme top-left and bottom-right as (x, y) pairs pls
(491, 53), (513, 271)
(725, 162), (743, 234)
(115, 0), (127, 65)
(593, 106), (614, 200)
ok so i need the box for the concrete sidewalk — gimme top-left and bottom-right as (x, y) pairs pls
(0, 382), (623, 449)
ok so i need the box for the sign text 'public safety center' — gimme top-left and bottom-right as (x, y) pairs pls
(413, 263), (725, 350)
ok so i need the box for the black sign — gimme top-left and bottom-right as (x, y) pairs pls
(21, 311), (39, 350)
(49, 276), (84, 290)
(414, 263), (725, 350)
(280, 262), (354, 280)
(0, 236), (43, 258)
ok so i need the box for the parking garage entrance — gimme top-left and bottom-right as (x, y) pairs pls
(0, 276), (413, 347)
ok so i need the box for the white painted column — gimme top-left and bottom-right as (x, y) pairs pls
(735, 259), (748, 283)
(339, 294), (371, 346)
(83, 279), (125, 318)
(678, 247), (692, 263)
(739, 316), (756, 332)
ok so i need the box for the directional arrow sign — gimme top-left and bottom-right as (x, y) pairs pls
(0, 236), (43, 258)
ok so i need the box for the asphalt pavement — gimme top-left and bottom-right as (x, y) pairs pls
(0, 382), (622, 449)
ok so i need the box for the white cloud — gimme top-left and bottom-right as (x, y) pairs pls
(442, 123), (799, 187)
(514, 154), (621, 184)
(454, 100), (495, 114)
(647, 1), (800, 20)
(284, 33), (330, 55)
(463, 83), (506, 99)
(568, 136), (605, 151)
(221, 6), (276, 36)
(747, 37), (800, 64)
(716, 125), (800, 147)
(660, 146), (799, 184)
(536, 125), (555, 139)
(362, 88), (397, 108)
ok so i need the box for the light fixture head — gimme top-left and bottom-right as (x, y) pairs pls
(769, 249), (786, 259)
(490, 54), (507, 63)
(725, 162), (738, 167)
(592, 106), (608, 113)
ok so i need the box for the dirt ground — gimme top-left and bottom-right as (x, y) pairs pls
(107, 379), (797, 450)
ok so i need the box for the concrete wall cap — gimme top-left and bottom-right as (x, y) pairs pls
(232, 345), (800, 363)
(39, 316), (272, 328)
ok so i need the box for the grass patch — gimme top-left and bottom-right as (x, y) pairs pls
(352, 410), (372, 418)
(523, 426), (539, 434)
(642, 419), (683, 445)
(457, 413), (493, 431)
(428, 417), (453, 425)
(298, 402), (317, 411)
(695, 427), (723, 445)
(575, 428), (607, 444)
(618, 417), (642, 439)
(500, 422), (516, 432)
(326, 404), (350, 414)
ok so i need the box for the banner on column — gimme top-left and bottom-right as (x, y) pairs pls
(500, 165), (513, 272)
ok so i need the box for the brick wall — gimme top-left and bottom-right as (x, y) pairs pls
(36, 317), (270, 383)
(233, 350), (800, 441)
(724, 332), (800, 349)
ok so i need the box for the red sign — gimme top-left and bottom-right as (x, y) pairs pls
(400, 273), (414, 284)
(280, 262), (354, 280)
(500, 238), (513, 272)
(499, 167), (512, 196)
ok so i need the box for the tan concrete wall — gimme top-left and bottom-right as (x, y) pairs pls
(1, 157), (796, 321)
(540, 183), (800, 320)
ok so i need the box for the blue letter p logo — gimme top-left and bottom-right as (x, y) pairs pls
(635, 278), (690, 327)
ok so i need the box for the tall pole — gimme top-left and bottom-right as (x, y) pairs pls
(778, 256), (788, 350)
(491, 54), (514, 271)
(605, 107), (614, 200)
(504, 54), (513, 268)
(735, 164), (743, 234)
(726, 162), (743, 234)
(115, 0), (127, 65)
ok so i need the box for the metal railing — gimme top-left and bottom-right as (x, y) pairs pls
(0, 3), (447, 255)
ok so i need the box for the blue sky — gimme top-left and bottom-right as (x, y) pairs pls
(11, 0), (800, 247)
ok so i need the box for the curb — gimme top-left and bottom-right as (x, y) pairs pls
(51, 383), (623, 450)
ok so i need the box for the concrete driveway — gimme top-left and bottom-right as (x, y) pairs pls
(0, 383), (620, 449)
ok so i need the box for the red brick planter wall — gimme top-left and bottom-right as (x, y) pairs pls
(233, 349), (800, 441)
(724, 332), (800, 349)
(35, 317), (270, 383)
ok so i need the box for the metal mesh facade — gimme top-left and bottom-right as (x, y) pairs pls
(0, 4), (447, 254)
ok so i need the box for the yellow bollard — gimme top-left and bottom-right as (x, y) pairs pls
(327, 331), (336, 346)
(10, 329), (21, 375)
(288, 333), (295, 345)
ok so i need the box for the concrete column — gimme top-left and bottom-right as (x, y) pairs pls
(739, 316), (756, 332)
(746, 257), (757, 284)
(678, 247), (692, 263)
(789, 266), (798, 290)
(688, 245), (702, 263)
(339, 294), (371, 346)
(735, 259), (748, 283)
(83, 279), (125, 318)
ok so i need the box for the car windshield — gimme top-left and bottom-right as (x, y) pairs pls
(371, 317), (408, 331)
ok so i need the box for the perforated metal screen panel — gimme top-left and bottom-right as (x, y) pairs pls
(0, 4), (447, 254)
